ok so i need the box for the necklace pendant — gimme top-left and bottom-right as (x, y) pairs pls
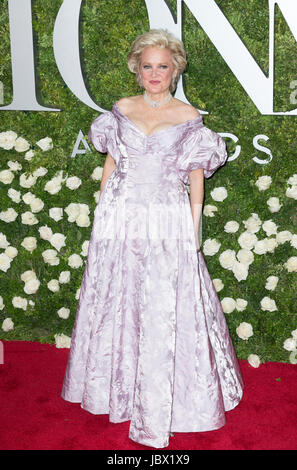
(144, 91), (172, 108)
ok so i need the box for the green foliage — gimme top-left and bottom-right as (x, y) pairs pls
(0, 0), (296, 363)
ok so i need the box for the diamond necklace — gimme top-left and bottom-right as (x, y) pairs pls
(143, 91), (172, 108)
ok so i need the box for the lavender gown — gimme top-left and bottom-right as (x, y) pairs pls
(61, 102), (244, 448)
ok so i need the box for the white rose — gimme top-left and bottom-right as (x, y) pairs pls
(75, 287), (81, 300)
(76, 212), (90, 227)
(236, 248), (254, 266)
(0, 253), (12, 272)
(66, 176), (82, 190)
(24, 149), (35, 161)
(221, 297), (236, 314)
(57, 307), (70, 319)
(21, 211), (38, 225)
(210, 186), (228, 202)
(262, 220), (278, 236)
(267, 197), (282, 213)
(33, 167), (48, 178)
(42, 249), (60, 266)
(65, 203), (80, 222)
(203, 205), (218, 217)
(44, 178), (62, 195)
(54, 333), (71, 348)
(36, 137), (53, 151)
(14, 137), (30, 152)
(22, 191), (35, 205)
(0, 296), (5, 310)
(81, 240), (89, 257)
(236, 298), (248, 311)
(287, 173), (297, 184)
(39, 226), (52, 241)
(21, 237), (37, 253)
(291, 329), (297, 340)
(219, 249), (236, 270)
(2, 317), (14, 332)
(7, 160), (22, 171)
(283, 338), (297, 352)
(0, 169), (14, 184)
(276, 230), (292, 244)
(68, 253), (83, 269)
(91, 166), (103, 181)
(238, 231), (258, 250)
(0, 208), (18, 223)
(253, 239), (268, 255)
(0, 233), (10, 249)
(255, 175), (272, 191)
(21, 270), (37, 282)
(265, 237), (278, 252)
(202, 238), (221, 256)
(49, 207), (63, 221)
(78, 203), (90, 214)
(265, 275), (279, 291)
(284, 256), (297, 272)
(19, 173), (37, 188)
(243, 213), (261, 233)
(59, 271), (71, 284)
(260, 296), (277, 312)
(232, 261), (249, 282)
(212, 278), (224, 292)
(49, 233), (66, 252)
(236, 322), (254, 340)
(289, 350), (297, 365)
(286, 185), (297, 200)
(47, 279), (60, 292)
(224, 220), (240, 233)
(248, 354), (261, 368)
(12, 296), (28, 310)
(8, 188), (21, 203)
(5, 246), (17, 259)
(0, 130), (17, 150)
(94, 190), (101, 204)
(287, 174), (297, 185)
(30, 197), (44, 213)
(290, 234), (297, 249)
(24, 278), (40, 294)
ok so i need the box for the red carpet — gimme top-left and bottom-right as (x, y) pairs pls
(0, 340), (296, 450)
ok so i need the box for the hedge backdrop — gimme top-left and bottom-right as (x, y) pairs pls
(0, 0), (296, 363)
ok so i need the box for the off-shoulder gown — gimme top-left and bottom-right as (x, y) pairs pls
(61, 102), (244, 448)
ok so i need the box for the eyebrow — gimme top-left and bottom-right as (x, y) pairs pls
(141, 61), (170, 65)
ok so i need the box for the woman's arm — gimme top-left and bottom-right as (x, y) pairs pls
(189, 168), (204, 251)
(100, 153), (117, 192)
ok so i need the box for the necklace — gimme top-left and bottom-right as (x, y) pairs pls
(143, 91), (172, 108)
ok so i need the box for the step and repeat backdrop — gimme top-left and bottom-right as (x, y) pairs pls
(0, 0), (296, 363)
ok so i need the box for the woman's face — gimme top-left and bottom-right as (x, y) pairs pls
(139, 46), (177, 95)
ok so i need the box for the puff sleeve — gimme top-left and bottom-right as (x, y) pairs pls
(88, 111), (120, 165)
(179, 124), (228, 185)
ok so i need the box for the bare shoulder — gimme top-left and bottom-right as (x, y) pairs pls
(172, 99), (201, 120)
(116, 95), (142, 113)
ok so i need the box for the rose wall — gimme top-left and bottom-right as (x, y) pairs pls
(0, 0), (296, 363)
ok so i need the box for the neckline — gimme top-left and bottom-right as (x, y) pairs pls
(112, 102), (203, 138)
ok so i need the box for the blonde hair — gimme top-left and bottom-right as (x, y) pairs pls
(128, 29), (187, 93)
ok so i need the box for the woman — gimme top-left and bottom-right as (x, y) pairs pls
(61, 29), (243, 449)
